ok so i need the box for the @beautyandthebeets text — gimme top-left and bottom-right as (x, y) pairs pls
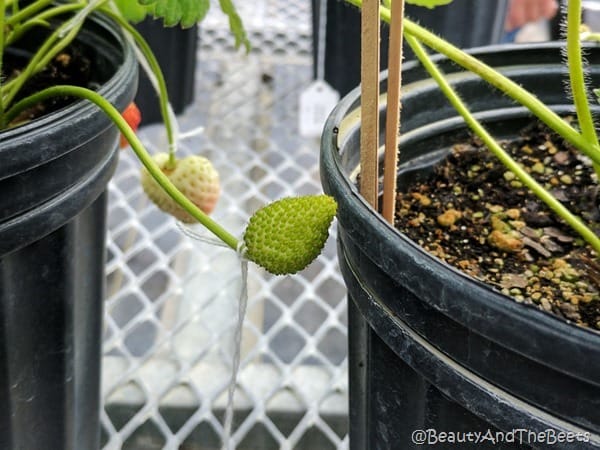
(411, 429), (591, 446)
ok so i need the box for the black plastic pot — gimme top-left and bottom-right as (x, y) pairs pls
(134, 18), (198, 124)
(311, 0), (509, 96)
(321, 43), (600, 449)
(0, 15), (137, 450)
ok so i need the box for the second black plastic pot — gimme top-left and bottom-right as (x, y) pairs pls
(321, 43), (600, 449)
(134, 18), (198, 124)
(311, 0), (509, 96)
(0, 14), (138, 450)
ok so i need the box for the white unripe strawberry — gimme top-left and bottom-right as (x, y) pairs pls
(141, 152), (220, 223)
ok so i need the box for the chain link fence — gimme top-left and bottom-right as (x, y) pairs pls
(101, 1), (349, 448)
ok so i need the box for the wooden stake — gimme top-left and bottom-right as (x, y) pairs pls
(382, 0), (405, 224)
(360, 0), (380, 209)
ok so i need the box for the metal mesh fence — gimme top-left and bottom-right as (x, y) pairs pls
(101, 1), (349, 448)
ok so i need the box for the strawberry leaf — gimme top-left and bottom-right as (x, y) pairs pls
(406, 0), (453, 8)
(136, 0), (249, 50)
(218, 0), (250, 51)
(113, 0), (150, 23)
(137, 0), (211, 28)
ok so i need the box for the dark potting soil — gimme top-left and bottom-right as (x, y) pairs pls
(4, 44), (94, 127)
(395, 119), (600, 331)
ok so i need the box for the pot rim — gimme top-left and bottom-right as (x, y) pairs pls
(0, 11), (137, 254)
(0, 12), (137, 178)
(321, 42), (600, 383)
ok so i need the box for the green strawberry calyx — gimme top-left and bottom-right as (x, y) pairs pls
(243, 195), (338, 275)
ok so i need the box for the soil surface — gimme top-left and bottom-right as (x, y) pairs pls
(395, 120), (600, 331)
(4, 44), (93, 127)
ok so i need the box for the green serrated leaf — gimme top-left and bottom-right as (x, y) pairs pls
(138, 0), (210, 28)
(136, 0), (249, 49)
(406, 0), (453, 8)
(218, 0), (250, 51)
(113, 0), (150, 23)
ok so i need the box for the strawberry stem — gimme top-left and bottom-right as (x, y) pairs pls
(0, 0), (6, 122)
(5, 0), (53, 26)
(100, 8), (178, 168)
(344, 0), (600, 167)
(405, 33), (600, 256)
(3, 85), (240, 251)
(6, 3), (84, 46)
(1, 2), (94, 108)
(565, 0), (600, 177)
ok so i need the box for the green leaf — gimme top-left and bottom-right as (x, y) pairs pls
(218, 0), (250, 51)
(113, 0), (150, 23)
(136, 0), (249, 50)
(243, 195), (337, 275)
(138, 0), (211, 28)
(406, 0), (453, 8)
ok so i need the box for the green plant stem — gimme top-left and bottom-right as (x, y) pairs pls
(566, 0), (600, 173)
(0, 0), (6, 121)
(100, 7), (177, 168)
(344, 0), (600, 167)
(6, 3), (83, 46)
(3, 85), (240, 250)
(5, 0), (54, 26)
(2, 11), (85, 106)
(402, 18), (600, 166)
(405, 34), (600, 255)
(2, 1), (111, 106)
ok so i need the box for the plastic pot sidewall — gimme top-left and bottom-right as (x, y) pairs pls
(0, 13), (138, 255)
(134, 18), (198, 124)
(311, 0), (509, 96)
(0, 13), (138, 450)
(321, 42), (600, 443)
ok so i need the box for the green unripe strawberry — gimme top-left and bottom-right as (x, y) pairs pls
(141, 152), (220, 223)
(243, 195), (337, 275)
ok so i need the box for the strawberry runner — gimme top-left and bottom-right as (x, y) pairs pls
(176, 223), (249, 450)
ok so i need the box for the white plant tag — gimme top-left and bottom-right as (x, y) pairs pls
(299, 80), (340, 138)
